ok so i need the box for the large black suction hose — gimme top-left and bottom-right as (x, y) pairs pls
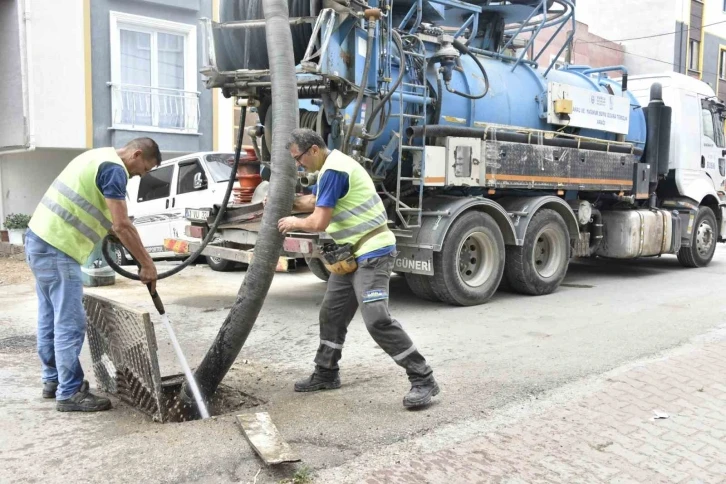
(185, 0), (299, 401)
(444, 40), (489, 100)
(102, 107), (248, 280)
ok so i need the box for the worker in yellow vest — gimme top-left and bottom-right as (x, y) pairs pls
(278, 129), (439, 409)
(25, 138), (161, 412)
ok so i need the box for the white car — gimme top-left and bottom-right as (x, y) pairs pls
(113, 151), (241, 271)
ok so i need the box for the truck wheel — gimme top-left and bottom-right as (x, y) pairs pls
(430, 211), (505, 306)
(677, 206), (718, 268)
(404, 273), (440, 302)
(305, 257), (330, 282)
(505, 209), (570, 296)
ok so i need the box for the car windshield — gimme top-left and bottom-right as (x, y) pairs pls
(205, 153), (236, 182)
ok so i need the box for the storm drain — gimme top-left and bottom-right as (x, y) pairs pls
(84, 294), (169, 421)
(0, 335), (37, 354)
(83, 294), (260, 422)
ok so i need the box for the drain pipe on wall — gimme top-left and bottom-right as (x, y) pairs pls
(1, 0), (36, 156)
(183, 0), (299, 401)
(16, 0), (36, 155)
(1, 0), (36, 226)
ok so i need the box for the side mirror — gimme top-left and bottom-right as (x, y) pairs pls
(193, 172), (207, 190)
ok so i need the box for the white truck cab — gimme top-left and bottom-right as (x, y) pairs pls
(628, 73), (726, 239)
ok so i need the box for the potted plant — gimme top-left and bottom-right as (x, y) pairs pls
(4, 213), (31, 245)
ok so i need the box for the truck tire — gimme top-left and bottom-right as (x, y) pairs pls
(404, 273), (440, 302)
(505, 209), (570, 296)
(677, 206), (718, 268)
(430, 211), (505, 306)
(305, 257), (330, 282)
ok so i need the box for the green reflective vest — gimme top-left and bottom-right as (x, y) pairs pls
(318, 150), (396, 257)
(28, 148), (129, 264)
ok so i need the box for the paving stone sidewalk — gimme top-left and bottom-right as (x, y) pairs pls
(363, 338), (726, 483)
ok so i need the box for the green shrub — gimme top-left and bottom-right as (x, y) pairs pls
(4, 213), (31, 230)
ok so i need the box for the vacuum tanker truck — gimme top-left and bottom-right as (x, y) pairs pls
(166, 0), (726, 306)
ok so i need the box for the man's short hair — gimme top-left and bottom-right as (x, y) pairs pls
(126, 137), (162, 166)
(286, 128), (327, 153)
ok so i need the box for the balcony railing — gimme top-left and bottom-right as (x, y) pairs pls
(108, 82), (200, 133)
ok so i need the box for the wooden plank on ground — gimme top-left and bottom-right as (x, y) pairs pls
(236, 412), (301, 465)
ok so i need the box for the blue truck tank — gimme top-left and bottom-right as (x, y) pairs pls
(368, 54), (647, 156)
(430, 57), (646, 147)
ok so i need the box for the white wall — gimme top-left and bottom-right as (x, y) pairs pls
(217, 91), (235, 152)
(29, 0), (87, 149)
(0, 149), (81, 224)
(577, 0), (676, 75)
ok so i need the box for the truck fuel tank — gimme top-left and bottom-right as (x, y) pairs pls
(596, 209), (680, 259)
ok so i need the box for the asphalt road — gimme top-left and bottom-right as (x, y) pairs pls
(1, 246), (725, 483)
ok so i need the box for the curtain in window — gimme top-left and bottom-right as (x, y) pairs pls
(158, 33), (185, 129)
(120, 29), (152, 126)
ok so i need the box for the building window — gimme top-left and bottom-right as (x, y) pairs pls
(721, 50), (726, 79)
(690, 39), (701, 71)
(109, 12), (199, 133)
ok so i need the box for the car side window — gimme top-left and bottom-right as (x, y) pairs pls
(137, 165), (174, 202)
(177, 160), (207, 195)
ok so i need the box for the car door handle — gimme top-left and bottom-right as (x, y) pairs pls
(165, 199), (169, 209)
(172, 198), (175, 208)
(722, 149), (726, 157)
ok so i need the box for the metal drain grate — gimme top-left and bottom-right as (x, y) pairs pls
(84, 294), (166, 421)
(0, 335), (37, 354)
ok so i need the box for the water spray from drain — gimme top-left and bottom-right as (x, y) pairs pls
(147, 284), (210, 419)
(160, 313), (210, 419)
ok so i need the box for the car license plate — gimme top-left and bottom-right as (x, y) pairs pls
(186, 208), (210, 221)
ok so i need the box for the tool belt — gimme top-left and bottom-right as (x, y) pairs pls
(319, 225), (389, 275)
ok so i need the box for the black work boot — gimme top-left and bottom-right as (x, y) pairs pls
(403, 379), (440, 409)
(42, 381), (58, 399)
(294, 369), (341, 392)
(56, 381), (112, 412)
